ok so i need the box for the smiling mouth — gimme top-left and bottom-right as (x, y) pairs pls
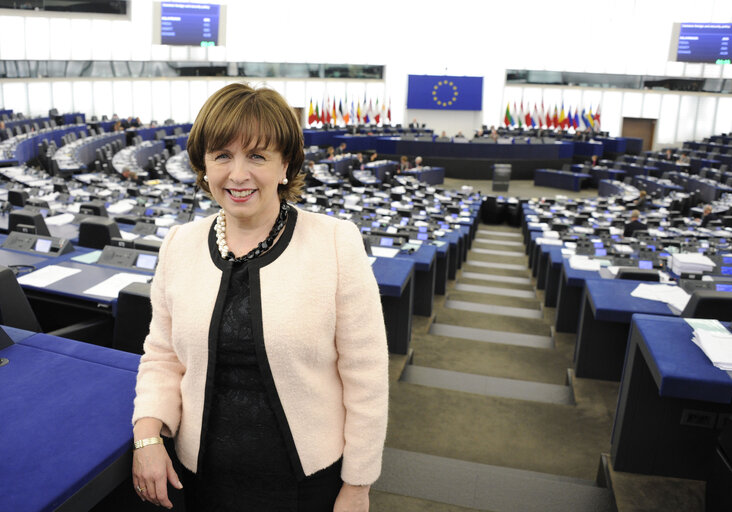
(227, 189), (256, 199)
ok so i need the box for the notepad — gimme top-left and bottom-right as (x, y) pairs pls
(370, 247), (400, 258)
(83, 273), (150, 299)
(18, 265), (81, 287)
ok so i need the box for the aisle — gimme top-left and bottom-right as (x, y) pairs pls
(371, 224), (619, 512)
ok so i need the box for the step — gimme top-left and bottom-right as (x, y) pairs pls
(429, 323), (553, 349)
(374, 448), (614, 512)
(465, 260), (527, 271)
(401, 365), (574, 405)
(472, 247), (525, 257)
(475, 237), (524, 247)
(445, 300), (542, 319)
(454, 283), (537, 299)
(478, 229), (522, 238)
(461, 272), (532, 285)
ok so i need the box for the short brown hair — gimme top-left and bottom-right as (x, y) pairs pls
(187, 82), (305, 203)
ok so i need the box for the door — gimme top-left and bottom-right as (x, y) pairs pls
(622, 117), (656, 153)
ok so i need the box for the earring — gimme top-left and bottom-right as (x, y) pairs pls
(203, 175), (208, 182)
(282, 177), (288, 185)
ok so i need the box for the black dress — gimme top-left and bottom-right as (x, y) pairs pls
(180, 246), (342, 511)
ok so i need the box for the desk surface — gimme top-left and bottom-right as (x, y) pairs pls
(633, 314), (732, 403)
(0, 330), (139, 512)
(371, 257), (414, 297)
(562, 258), (602, 287)
(586, 278), (676, 323)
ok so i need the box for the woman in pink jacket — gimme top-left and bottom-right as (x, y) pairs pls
(131, 83), (389, 511)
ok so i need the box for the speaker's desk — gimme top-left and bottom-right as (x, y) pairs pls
(554, 259), (601, 333)
(575, 279), (677, 381)
(371, 257), (415, 355)
(0, 326), (139, 512)
(611, 315), (732, 480)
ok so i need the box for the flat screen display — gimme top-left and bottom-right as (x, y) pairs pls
(716, 284), (732, 292)
(34, 238), (52, 253)
(380, 238), (394, 247)
(158, 2), (222, 47)
(638, 260), (653, 270)
(136, 253), (158, 270)
(670, 23), (731, 64)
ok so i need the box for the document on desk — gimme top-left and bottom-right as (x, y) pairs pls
(630, 283), (690, 312)
(687, 319), (732, 370)
(83, 273), (150, 298)
(370, 247), (400, 258)
(44, 213), (75, 226)
(18, 265), (81, 287)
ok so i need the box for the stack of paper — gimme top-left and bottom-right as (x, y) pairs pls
(630, 283), (691, 312)
(670, 253), (715, 275)
(687, 319), (732, 370)
(568, 255), (603, 271)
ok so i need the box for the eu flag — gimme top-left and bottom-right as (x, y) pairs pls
(407, 75), (483, 111)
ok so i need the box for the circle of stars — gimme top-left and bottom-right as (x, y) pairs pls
(432, 80), (459, 107)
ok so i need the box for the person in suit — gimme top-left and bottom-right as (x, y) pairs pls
(414, 156), (423, 169)
(631, 190), (648, 211)
(354, 152), (365, 170)
(624, 209), (647, 237)
(700, 204), (719, 228)
(399, 155), (410, 172)
(677, 153), (691, 165)
(132, 83), (388, 512)
(335, 142), (347, 155)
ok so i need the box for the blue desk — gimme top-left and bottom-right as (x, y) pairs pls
(554, 259), (601, 333)
(433, 242), (450, 295)
(534, 169), (589, 191)
(575, 279), (677, 381)
(371, 257), (414, 354)
(394, 244), (436, 317)
(544, 246), (565, 307)
(588, 167), (626, 186)
(611, 315), (732, 480)
(1, 328), (139, 512)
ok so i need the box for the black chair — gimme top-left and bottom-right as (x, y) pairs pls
(8, 189), (28, 207)
(112, 282), (152, 354)
(615, 268), (660, 282)
(9, 209), (50, 236)
(0, 265), (108, 340)
(78, 217), (121, 249)
(681, 290), (732, 321)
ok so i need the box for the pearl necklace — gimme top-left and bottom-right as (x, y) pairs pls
(214, 201), (289, 262)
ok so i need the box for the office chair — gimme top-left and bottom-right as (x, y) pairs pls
(615, 268), (660, 282)
(681, 290), (732, 321)
(9, 209), (51, 236)
(112, 282), (152, 354)
(0, 265), (109, 341)
(78, 217), (121, 249)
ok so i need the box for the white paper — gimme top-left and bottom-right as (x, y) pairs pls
(367, 257), (376, 266)
(120, 231), (138, 241)
(689, 322), (732, 370)
(83, 272), (150, 298)
(568, 255), (602, 271)
(18, 265), (81, 287)
(44, 213), (75, 226)
(630, 283), (690, 311)
(370, 247), (400, 258)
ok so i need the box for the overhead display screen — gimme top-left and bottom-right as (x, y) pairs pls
(670, 23), (731, 64)
(154, 2), (224, 47)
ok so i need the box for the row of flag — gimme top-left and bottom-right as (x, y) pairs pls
(504, 101), (601, 131)
(307, 96), (391, 126)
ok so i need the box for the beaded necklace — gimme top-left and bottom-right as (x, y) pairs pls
(214, 200), (289, 262)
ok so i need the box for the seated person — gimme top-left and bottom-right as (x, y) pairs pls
(354, 153), (365, 170)
(369, 152), (379, 162)
(624, 210), (647, 237)
(489, 126), (499, 142)
(326, 145), (335, 160)
(414, 156), (424, 169)
(700, 204), (719, 228)
(630, 190), (648, 211)
(677, 152), (691, 165)
(474, 129), (484, 138)
(664, 148), (674, 160)
(399, 155), (410, 172)
(335, 142), (347, 155)
(435, 131), (450, 142)
(590, 154), (598, 167)
(454, 131), (465, 139)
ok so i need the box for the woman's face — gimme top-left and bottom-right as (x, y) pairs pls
(204, 136), (287, 227)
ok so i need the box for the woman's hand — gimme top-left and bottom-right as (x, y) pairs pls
(132, 444), (182, 508)
(333, 483), (370, 512)
(132, 418), (182, 509)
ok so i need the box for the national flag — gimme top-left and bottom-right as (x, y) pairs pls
(325, 97), (331, 124)
(513, 102), (521, 128)
(349, 99), (355, 125)
(320, 100), (326, 124)
(366, 99), (373, 124)
(375, 98), (381, 124)
(356, 100), (362, 123)
(558, 103), (566, 129)
(314, 102), (320, 125)
(504, 102), (512, 127)
(306, 98), (313, 125)
(381, 99), (387, 125)
(332, 99), (337, 126)
(593, 105), (601, 131)
(343, 93), (350, 125)
(337, 99), (344, 125)
(552, 106), (559, 128)
(532, 104), (540, 128)
(587, 106), (595, 128)
(524, 102), (532, 127)
(387, 99), (391, 123)
(566, 107), (573, 129)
